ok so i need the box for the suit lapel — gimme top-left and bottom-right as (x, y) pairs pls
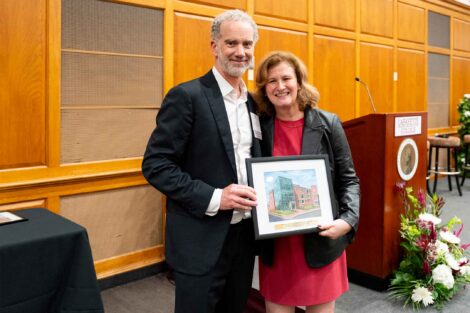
(201, 71), (237, 175)
(247, 94), (262, 158)
(260, 109), (325, 156)
(259, 115), (274, 157)
(301, 108), (326, 155)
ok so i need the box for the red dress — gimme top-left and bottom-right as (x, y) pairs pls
(259, 117), (349, 306)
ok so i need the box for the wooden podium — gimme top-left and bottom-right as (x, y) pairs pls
(343, 112), (428, 290)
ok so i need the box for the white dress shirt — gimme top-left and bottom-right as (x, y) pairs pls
(206, 67), (253, 224)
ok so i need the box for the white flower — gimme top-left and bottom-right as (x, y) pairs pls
(435, 240), (449, 255)
(419, 213), (441, 225)
(411, 286), (434, 306)
(459, 265), (470, 276)
(445, 253), (460, 270)
(464, 111), (470, 117)
(432, 264), (455, 289)
(439, 231), (461, 244)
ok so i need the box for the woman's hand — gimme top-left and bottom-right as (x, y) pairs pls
(317, 219), (352, 240)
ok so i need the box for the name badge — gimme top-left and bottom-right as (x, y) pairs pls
(250, 113), (262, 140)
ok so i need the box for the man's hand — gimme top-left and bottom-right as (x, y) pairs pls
(317, 219), (352, 240)
(220, 184), (257, 211)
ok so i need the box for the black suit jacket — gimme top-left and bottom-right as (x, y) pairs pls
(259, 108), (360, 267)
(142, 70), (262, 275)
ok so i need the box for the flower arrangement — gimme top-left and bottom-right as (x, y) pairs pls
(388, 183), (470, 310)
(457, 95), (470, 171)
(457, 95), (470, 139)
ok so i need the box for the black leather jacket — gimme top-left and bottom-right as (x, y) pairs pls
(259, 108), (360, 268)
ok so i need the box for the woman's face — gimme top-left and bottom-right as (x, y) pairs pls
(265, 61), (300, 110)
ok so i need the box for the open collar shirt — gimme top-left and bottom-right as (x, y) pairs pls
(206, 67), (253, 224)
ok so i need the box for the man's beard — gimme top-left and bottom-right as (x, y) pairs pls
(217, 51), (252, 77)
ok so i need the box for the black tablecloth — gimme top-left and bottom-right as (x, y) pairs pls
(0, 208), (104, 313)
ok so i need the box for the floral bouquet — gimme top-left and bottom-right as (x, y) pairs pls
(457, 95), (470, 139)
(457, 95), (470, 171)
(388, 183), (470, 309)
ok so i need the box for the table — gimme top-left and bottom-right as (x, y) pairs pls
(0, 208), (104, 313)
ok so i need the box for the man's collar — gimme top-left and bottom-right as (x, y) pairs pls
(212, 67), (247, 98)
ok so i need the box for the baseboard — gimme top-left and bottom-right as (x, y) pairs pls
(98, 261), (168, 290)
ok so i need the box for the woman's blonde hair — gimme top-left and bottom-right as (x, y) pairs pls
(253, 51), (320, 116)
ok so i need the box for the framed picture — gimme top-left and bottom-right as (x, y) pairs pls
(0, 211), (27, 226)
(246, 155), (335, 240)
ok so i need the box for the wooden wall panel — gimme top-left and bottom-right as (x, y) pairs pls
(314, 0), (355, 31)
(174, 13), (213, 85)
(453, 18), (470, 52)
(313, 35), (356, 121)
(359, 42), (394, 115)
(61, 109), (157, 163)
(361, 0), (394, 38)
(0, 200), (46, 212)
(60, 185), (163, 261)
(255, 26), (308, 69)
(397, 2), (425, 44)
(180, 0), (246, 10)
(452, 57), (470, 126)
(397, 48), (426, 112)
(0, 0), (46, 169)
(255, 0), (308, 23)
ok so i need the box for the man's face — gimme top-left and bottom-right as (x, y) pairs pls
(211, 20), (255, 78)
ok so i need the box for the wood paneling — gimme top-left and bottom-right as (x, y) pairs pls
(397, 2), (425, 44)
(255, 26), (308, 69)
(361, 0), (394, 38)
(359, 42), (394, 115)
(61, 109), (157, 163)
(397, 48), (426, 112)
(61, 185), (163, 261)
(255, 0), (308, 23)
(0, 0), (46, 169)
(174, 13), (213, 85)
(180, 0), (245, 10)
(0, 199), (46, 212)
(313, 35), (356, 121)
(453, 18), (470, 52)
(314, 0), (355, 31)
(95, 246), (164, 278)
(452, 56), (470, 126)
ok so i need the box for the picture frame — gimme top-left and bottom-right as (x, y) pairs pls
(246, 155), (336, 240)
(0, 211), (27, 226)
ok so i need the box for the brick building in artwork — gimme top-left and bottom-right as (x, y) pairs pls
(267, 176), (319, 212)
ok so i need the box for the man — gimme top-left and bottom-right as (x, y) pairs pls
(142, 10), (261, 313)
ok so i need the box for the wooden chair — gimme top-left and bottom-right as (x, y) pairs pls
(428, 135), (462, 196)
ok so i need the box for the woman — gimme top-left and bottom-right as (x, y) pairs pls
(253, 51), (360, 313)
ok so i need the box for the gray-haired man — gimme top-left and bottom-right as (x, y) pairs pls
(143, 9), (261, 313)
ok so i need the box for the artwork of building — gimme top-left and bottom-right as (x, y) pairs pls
(267, 176), (319, 212)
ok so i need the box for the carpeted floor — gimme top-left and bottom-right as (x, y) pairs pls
(101, 180), (470, 313)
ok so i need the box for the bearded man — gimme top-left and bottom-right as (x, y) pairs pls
(142, 9), (262, 313)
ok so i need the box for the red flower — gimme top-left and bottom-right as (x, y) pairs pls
(416, 234), (430, 251)
(418, 190), (426, 207)
(423, 260), (431, 274)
